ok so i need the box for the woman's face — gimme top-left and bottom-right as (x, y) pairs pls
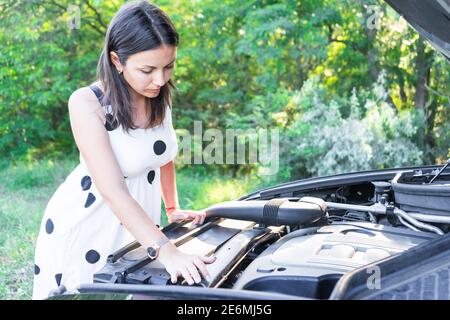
(111, 45), (177, 99)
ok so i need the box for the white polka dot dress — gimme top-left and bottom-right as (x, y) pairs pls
(32, 85), (178, 299)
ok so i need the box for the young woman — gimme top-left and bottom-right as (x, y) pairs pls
(32, 1), (215, 299)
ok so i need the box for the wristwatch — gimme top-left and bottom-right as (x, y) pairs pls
(146, 237), (170, 260)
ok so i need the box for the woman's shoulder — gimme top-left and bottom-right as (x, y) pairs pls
(68, 84), (105, 122)
(69, 85), (98, 104)
(70, 81), (103, 102)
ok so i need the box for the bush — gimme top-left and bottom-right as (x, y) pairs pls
(278, 73), (425, 179)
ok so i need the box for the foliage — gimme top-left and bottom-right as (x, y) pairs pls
(282, 73), (425, 178)
(0, 0), (449, 175)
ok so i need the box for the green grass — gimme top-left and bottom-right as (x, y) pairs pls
(0, 158), (276, 300)
(0, 158), (79, 300)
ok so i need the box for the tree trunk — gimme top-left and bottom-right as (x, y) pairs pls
(414, 37), (433, 110)
(365, 26), (379, 82)
(414, 36), (435, 161)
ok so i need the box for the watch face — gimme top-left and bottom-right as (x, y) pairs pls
(147, 247), (157, 259)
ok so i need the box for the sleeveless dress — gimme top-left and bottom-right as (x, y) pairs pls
(32, 85), (178, 300)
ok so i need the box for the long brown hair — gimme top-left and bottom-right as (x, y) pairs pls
(96, 1), (179, 132)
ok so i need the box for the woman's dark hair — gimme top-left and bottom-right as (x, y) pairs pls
(97, 0), (179, 132)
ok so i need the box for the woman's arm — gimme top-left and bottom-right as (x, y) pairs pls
(160, 160), (180, 212)
(68, 88), (213, 284)
(160, 160), (206, 225)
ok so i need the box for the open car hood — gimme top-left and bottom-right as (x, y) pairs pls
(385, 0), (450, 60)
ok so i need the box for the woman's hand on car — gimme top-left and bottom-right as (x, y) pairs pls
(157, 244), (216, 285)
(167, 208), (206, 225)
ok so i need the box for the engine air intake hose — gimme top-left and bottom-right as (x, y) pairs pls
(204, 197), (327, 226)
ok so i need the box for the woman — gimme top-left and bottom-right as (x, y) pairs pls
(32, 0), (215, 300)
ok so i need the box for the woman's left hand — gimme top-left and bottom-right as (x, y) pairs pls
(167, 208), (206, 225)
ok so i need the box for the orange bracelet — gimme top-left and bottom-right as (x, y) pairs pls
(165, 206), (178, 213)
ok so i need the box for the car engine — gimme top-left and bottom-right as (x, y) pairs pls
(86, 166), (450, 299)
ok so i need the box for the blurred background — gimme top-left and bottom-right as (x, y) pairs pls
(0, 0), (449, 299)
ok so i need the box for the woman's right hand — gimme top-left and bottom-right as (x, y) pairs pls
(157, 243), (216, 285)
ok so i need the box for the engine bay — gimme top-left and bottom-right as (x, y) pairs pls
(85, 166), (450, 299)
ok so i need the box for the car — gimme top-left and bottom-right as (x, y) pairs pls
(47, 0), (450, 300)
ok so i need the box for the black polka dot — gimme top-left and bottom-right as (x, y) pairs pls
(105, 113), (119, 131)
(34, 264), (40, 275)
(84, 192), (96, 208)
(55, 273), (62, 287)
(153, 140), (166, 155)
(85, 250), (100, 264)
(81, 175), (92, 191)
(147, 170), (155, 184)
(45, 218), (54, 234)
(124, 176), (128, 179)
